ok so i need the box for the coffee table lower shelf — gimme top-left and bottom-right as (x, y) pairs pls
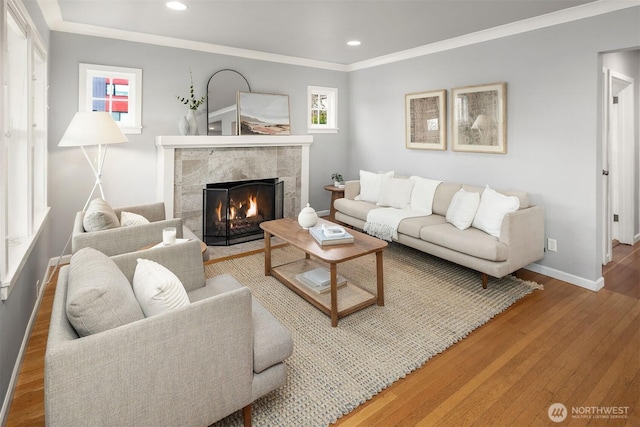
(271, 258), (378, 323)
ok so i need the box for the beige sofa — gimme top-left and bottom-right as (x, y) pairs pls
(334, 178), (544, 288)
(45, 241), (293, 426)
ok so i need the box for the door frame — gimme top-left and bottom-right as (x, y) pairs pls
(602, 67), (636, 265)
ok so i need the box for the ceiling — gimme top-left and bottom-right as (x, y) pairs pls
(43, 0), (602, 67)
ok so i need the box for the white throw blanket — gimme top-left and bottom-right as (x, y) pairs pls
(364, 208), (425, 242)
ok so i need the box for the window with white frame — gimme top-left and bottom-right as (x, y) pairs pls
(79, 63), (142, 134)
(1, 0), (49, 299)
(307, 86), (338, 133)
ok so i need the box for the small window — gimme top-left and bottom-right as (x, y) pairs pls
(79, 63), (142, 134)
(307, 86), (338, 133)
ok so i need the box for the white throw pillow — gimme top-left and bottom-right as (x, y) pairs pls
(377, 176), (414, 209)
(445, 189), (480, 230)
(409, 176), (443, 214)
(472, 185), (520, 238)
(120, 211), (150, 227)
(133, 258), (190, 317)
(356, 170), (395, 204)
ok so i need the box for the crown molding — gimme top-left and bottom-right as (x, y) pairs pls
(37, 0), (639, 73)
(35, 0), (348, 72)
(347, 0), (640, 71)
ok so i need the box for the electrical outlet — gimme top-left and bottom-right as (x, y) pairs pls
(547, 238), (557, 252)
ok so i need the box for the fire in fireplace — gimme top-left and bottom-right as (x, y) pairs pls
(203, 178), (283, 246)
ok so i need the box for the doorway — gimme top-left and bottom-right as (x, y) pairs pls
(602, 64), (637, 265)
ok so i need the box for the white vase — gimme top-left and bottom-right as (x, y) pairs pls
(186, 109), (198, 135)
(178, 116), (189, 136)
(298, 203), (318, 229)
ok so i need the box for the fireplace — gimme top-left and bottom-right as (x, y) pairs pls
(203, 178), (283, 246)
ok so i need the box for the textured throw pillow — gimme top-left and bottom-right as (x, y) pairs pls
(83, 198), (120, 232)
(445, 189), (481, 230)
(377, 176), (414, 209)
(133, 258), (190, 317)
(409, 176), (443, 214)
(66, 247), (145, 337)
(120, 211), (150, 227)
(472, 185), (520, 238)
(355, 170), (395, 204)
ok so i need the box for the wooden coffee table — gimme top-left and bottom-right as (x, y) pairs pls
(260, 217), (387, 327)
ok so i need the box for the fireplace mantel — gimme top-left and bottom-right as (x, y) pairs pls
(155, 135), (313, 220)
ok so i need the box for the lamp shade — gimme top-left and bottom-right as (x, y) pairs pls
(58, 112), (128, 147)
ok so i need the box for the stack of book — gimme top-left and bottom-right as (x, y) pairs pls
(309, 224), (354, 246)
(295, 267), (347, 294)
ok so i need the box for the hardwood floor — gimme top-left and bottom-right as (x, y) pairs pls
(6, 242), (640, 426)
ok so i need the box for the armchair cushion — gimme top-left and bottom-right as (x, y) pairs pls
(133, 258), (190, 317)
(66, 247), (144, 337)
(120, 211), (150, 227)
(83, 198), (120, 232)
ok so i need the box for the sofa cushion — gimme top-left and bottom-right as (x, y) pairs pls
(431, 182), (463, 216)
(446, 189), (480, 230)
(377, 176), (414, 209)
(83, 198), (120, 232)
(66, 247), (144, 337)
(355, 170), (394, 204)
(472, 185), (520, 238)
(420, 223), (509, 262)
(133, 258), (190, 317)
(409, 176), (442, 214)
(120, 211), (150, 227)
(333, 198), (379, 220)
(397, 215), (446, 239)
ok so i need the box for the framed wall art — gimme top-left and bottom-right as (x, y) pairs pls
(405, 89), (447, 150)
(237, 91), (290, 135)
(451, 82), (506, 153)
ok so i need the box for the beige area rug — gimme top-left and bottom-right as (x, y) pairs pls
(208, 243), (543, 427)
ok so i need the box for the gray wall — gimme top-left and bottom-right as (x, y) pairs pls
(48, 32), (350, 260)
(347, 8), (640, 286)
(0, 0), (51, 420)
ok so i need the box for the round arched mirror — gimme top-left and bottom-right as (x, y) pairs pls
(207, 69), (251, 135)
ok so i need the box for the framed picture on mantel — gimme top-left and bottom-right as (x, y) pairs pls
(405, 89), (447, 150)
(452, 82), (507, 154)
(237, 92), (291, 135)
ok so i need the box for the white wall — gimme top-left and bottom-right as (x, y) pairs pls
(347, 8), (640, 288)
(48, 33), (350, 258)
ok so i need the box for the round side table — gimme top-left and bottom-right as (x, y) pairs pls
(324, 185), (345, 222)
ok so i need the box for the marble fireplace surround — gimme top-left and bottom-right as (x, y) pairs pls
(155, 135), (313, 239)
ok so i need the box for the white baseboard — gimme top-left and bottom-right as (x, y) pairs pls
(525, 262), (604, 292)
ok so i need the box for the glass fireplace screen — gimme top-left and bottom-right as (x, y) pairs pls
(203, 178), (283, 246)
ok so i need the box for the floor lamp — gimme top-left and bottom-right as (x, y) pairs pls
(58, 111), (128, 210)
(51, 112), (128, 280)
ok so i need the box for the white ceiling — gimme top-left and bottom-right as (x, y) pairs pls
(39, 0), (613, 68)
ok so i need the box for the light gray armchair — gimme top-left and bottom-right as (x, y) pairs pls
(45, 241), (293, 426)
(72, 201), (210, 261)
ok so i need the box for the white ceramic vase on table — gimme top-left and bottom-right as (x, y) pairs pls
(298, 203), (318, 229)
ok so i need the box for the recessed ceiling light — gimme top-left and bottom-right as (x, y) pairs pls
(347, 40), (361, 47)
(166, 1), (187, 11)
